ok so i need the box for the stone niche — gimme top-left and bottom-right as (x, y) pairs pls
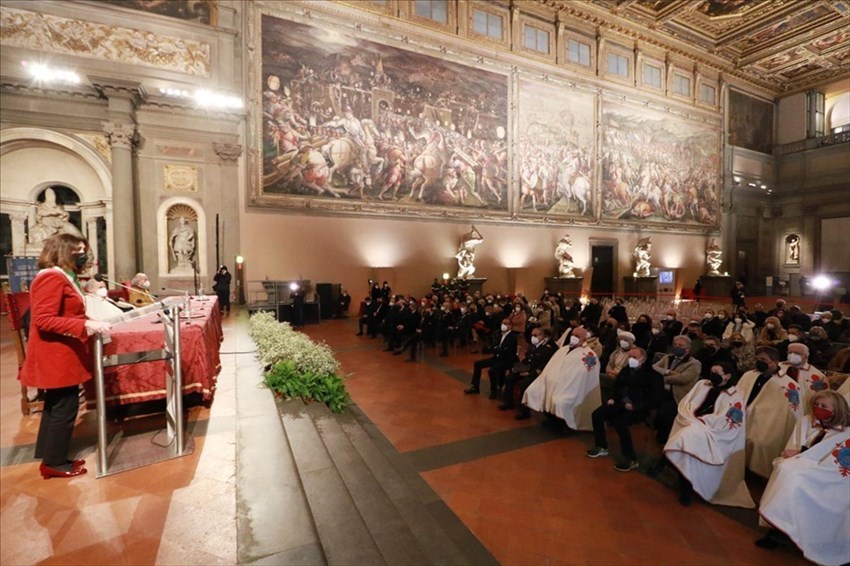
(158, 197), (207, 278)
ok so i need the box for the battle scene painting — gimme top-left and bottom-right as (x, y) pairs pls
(260, 14), (509, 210)
(517, 79), (594, 217)
(600, 102), (720, 226)
(728, 90), (773, 154)
(91, 0), (215, 24)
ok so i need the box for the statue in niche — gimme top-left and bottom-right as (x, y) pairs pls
(456, 225), (484, 279)
(786, 234), (800, 264)
(169, 216), (196, 270)
(555, 235), (577, 278)
(706, 238), (723, 276)
(633, 237), (652, 278)
(27, 187), (83, 246)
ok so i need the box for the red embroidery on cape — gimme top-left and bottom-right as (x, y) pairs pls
(832, 439), (850, 477)
(783, 382), (800, 411)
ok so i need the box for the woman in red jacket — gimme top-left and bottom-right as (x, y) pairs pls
(19, 234), (111, 479)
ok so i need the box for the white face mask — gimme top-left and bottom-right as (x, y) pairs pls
(616, 328), (623, 336)
(141, 280), (151, 289)
(501, 324), (509, 332)
(788, 334), (799, 342)
(627, 357), (640, 369)
(651, 328), (660, 335)
(734, 317), (742, 324)
(666, 315), (674, 321)
(514, 306), (522, 313)
(619, 340), (630, 350)
(766, 323), (775, 330)
(531, 336), (541, 346)
(96, 287), (108, 298)
(569, 335), (580, 346)
(704, 313), (712, 320)
(787, 353), (803, 367)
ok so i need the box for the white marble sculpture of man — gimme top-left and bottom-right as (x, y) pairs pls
(634, 237), (652, 277)
(28, 188), (83, 245)
(706, 238), (723, 276)
(170, 216), (196, 269)
(555, 235), (576, 278)
(456, 225), (484, 279)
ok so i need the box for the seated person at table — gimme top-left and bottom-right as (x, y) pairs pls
(652, 335), (702, 444)
(336, 289), (351, 318)
(464, 318), (518, 398)
(756, 390), (850, 566)
(522, 326), (600, 431)
(737, 346), (802, 478)
(663, 362), (754, 508)
(83, 278), (126, 321)
(500, 327), (558, 417)
(602, 331), (635, 389)
(128, 272), (156, 308)
(586, 347), (656, 472)
(782, 343), (832, 418)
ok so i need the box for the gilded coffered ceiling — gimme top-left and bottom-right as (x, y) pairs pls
(538, 0), (849, 93)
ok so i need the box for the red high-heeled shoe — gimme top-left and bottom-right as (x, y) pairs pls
(67, 459), (86, 469)
(40, 462), (87, 479)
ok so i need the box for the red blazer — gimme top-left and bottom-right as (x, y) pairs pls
(19, 268), (91, 389)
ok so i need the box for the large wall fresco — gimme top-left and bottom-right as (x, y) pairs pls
(728, 90), (774, 154)
(517, 79), (595, 218)
(260, 14), (509, 210)
(601, 102), (720, 225)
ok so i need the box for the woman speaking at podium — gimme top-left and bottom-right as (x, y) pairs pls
(19, 234), (111, 479)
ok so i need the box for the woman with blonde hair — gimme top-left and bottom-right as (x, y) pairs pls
(756, 316), (787, 347)
(727, 331), (755, 372)
(756, 390), (850, 565)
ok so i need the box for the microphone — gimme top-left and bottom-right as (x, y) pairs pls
(94, 273), (136, 294)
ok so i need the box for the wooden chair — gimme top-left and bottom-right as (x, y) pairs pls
(1, 283), (42, 415)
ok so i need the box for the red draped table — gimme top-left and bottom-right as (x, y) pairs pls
(85, 296), (223, 406)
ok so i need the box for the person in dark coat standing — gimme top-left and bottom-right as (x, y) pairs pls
(213, 265), (232, 315)
(731, 280), (747, 309)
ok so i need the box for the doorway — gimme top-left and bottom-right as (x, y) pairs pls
(590, 245), (614, 296)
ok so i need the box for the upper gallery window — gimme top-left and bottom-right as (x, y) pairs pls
(568, 39), (591, 66)
(415, 0), (448, 23)
(472, 8), (503, 40)
(607, 53), (629, 78)
(673, 74), (692, 97)
(523, 25), (550, 54)
(643, 63), (662, 88)
(699, 83), (716, 105)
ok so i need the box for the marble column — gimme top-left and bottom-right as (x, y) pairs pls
(103, 121), (137, 279)
(9, 213), (27, 255)
(86, 217), (100, 269)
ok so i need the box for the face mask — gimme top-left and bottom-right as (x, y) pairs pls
(619, 340), (630, 350)
(666, 315), (674, 321)
(766, 323), (775, 330)
(501, 324), (509, 332)
(142, 280), (151, 289)
(569, 336), (580, 346)
(787, 353), (803, 366)
(734, 317), (742, 324)
(651, 328), (660, 335)
(704, 313), (712, 320)
(616, 328), (623, 336)
(812, 406), (834, 422)
(707, 372), (724, 387)
(673, 346), (687, 357)
(788, 334), (799, 342)
(732, 341), (744, 348)
(627, 357), (640, 369)
(531, 336), (541, 346)
(705, 345), (718, 353)
(688, 332), (698, 340)
(718, 315), (726, 320)
(514, 307), (521, 312)
(96, 287), (108, 298)
(755, 360), (770, 373)
(74, 253), (88, 269)
(460, 308), (467, 314)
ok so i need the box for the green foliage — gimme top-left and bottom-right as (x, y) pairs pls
(250, 311), (349, 413)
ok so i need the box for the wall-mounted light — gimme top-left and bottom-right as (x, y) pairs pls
(194, 89), (243, 110)
(22, 61), (81, 84)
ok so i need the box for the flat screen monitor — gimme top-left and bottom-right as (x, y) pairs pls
(658, 270), (674, 285)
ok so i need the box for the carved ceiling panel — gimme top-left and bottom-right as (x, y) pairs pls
(538, 0), (850, 93)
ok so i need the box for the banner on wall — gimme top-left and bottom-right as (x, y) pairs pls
(5, 256), (39, 292)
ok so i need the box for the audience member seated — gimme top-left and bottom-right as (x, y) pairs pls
(580, 297), (603, 327)
(737, 346), (802, 478)
(787, 305), (811, 331)
(751, 303), (768, 328)
(777, 324), (807, 360)
(357, 296), (382, 336)
(756, 316), (787, 347)
(336, 289), (351, 318)
(723, 310), (756, 345)
(602, 331), (635, 389)
(500, 327), (558, 418)
(700, 308), (724, 339)
(128, 272), (156, 307)
(820, 309), (850, 342)
(663, 362), (754, 508)
(661, 309), (684, 344)
(646, 321), (669, 362)
(766, 298), (787, 319)
(584, 325), (603, 358)
(607, 297), (628, 326)
(807, 326), (833, 369)
(652, 335), (702, 444)
(403, 301), (432, 361)
(508, 300), (527, 334)
(780, 343), (829, 415)
(598, 317), (620, 369)
(828, 346), (850, 374)
(522, 326), (600, 431)
(696, 335), (735, 379)
(586, 347), (656, 472)
(555, 316), (581, 348)
(83, 278), (125, 321)
(631, 314), (652, 349)
(684, 321), (705, 354)
(756, 391), (850, 566)
(464, 318), (518, 398)
(728, 332), (755, 373)
(391, 300), (420, 355)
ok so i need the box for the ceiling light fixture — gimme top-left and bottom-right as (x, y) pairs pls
(22, 61), (81, 85)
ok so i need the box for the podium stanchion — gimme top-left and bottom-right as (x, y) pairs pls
(93, 334), (109, 477)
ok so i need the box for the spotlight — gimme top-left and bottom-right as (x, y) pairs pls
(23, 61), (81, 84)
(811, 275), (832, 291)
(289, 282), (300, 291)
(194, 89), (244, 110)
(442, 272), (450, 281)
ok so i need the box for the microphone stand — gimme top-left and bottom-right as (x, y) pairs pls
(192, 260), (199, 296)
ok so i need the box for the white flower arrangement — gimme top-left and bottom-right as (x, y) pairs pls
(249, 311), (340, 379)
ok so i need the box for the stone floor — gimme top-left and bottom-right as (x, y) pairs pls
(0, 309), (808, 565)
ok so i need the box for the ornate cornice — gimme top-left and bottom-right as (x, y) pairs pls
(102, 121), (137, 150)
(213, 142), (242, 162)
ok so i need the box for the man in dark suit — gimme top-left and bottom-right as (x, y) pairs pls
(499, 327), (558, 414)
(464, 317), (518, 398)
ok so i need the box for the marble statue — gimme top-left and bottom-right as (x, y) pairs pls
(28, 187), (83, 246)
(555, 235), (577, 278)
(786, 234), (800, 263)
(456, 225), (484, 279)
(706, 238), (723, 276)
(169, 216), (196, 270)
(633, 237), (652, 278)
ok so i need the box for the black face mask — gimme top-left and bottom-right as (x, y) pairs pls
(755, 360), (770, 373)
(707, 373), (724, 387)
(74, 253), (88, 269)
(731, 342), (744, 348)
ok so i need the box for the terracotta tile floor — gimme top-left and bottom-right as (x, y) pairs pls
(1, 313), (809, 565)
